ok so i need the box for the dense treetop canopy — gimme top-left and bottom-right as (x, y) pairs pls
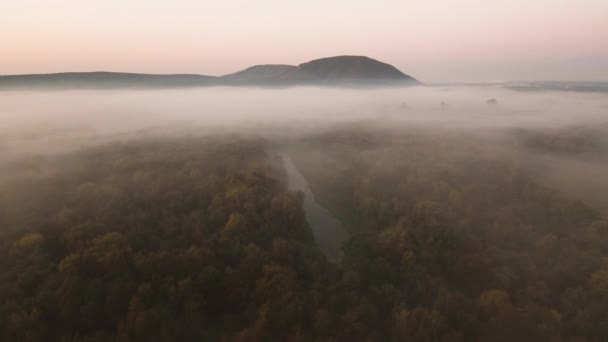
(0, 132), (607, 341)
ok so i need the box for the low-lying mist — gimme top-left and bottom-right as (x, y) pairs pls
(1, 85), (608, 212)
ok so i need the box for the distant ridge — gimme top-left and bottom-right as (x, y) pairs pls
(0, 72), (217, 89)
(0, 56), (420, 89)
(221, 65), (296, 84)
(297, 56), (416, 83)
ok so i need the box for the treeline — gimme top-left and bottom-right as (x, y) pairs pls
(0, 138), (331, 341)
(1, 131), (607, 341)
(512, 125), (607, 156)
(291, 128), (608, 341)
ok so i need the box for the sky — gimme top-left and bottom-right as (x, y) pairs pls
(2, 0), (607, 82)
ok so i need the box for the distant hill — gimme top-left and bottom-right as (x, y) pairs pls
(225, 56), (420, 86)
(221, 65), (296, 85)
(0, 72), (217, 89)
(0, 56), (420, 89)
(296, 56), (418, 84)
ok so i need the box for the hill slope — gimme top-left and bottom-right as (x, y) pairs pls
(221, 65), (296, 84)
(296, 55), (418, 84)
(0, 72), (217, 89)
(234, 56), (420, 86)
(0, 56), (420, 89)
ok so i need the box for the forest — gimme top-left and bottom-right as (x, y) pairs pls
(1, 125), (608, 341)
(3, 0), (608, 340)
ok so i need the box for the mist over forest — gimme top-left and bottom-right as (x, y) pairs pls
(1, 85), (608, 341)
(2, 86), (607, 212)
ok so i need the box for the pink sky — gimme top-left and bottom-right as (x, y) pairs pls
(2, 0), (607, 82)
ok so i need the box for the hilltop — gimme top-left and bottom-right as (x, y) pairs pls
(0, 56), (420, 89)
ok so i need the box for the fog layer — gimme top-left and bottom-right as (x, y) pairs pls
(1, 86), (607, 212)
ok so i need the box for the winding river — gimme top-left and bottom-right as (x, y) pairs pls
(282, 154), (347, 263)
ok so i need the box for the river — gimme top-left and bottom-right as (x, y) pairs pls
(282, 154), (347, 263)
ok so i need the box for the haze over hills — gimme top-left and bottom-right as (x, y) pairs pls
(0, 56), (420, 89)
(221, 64), (297, 85)
(298, 56), (415, 82)
(223, 56), (419, 85)
(0, 72), (216, 90)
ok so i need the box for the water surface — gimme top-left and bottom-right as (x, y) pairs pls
(282, 154), (346, 263)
